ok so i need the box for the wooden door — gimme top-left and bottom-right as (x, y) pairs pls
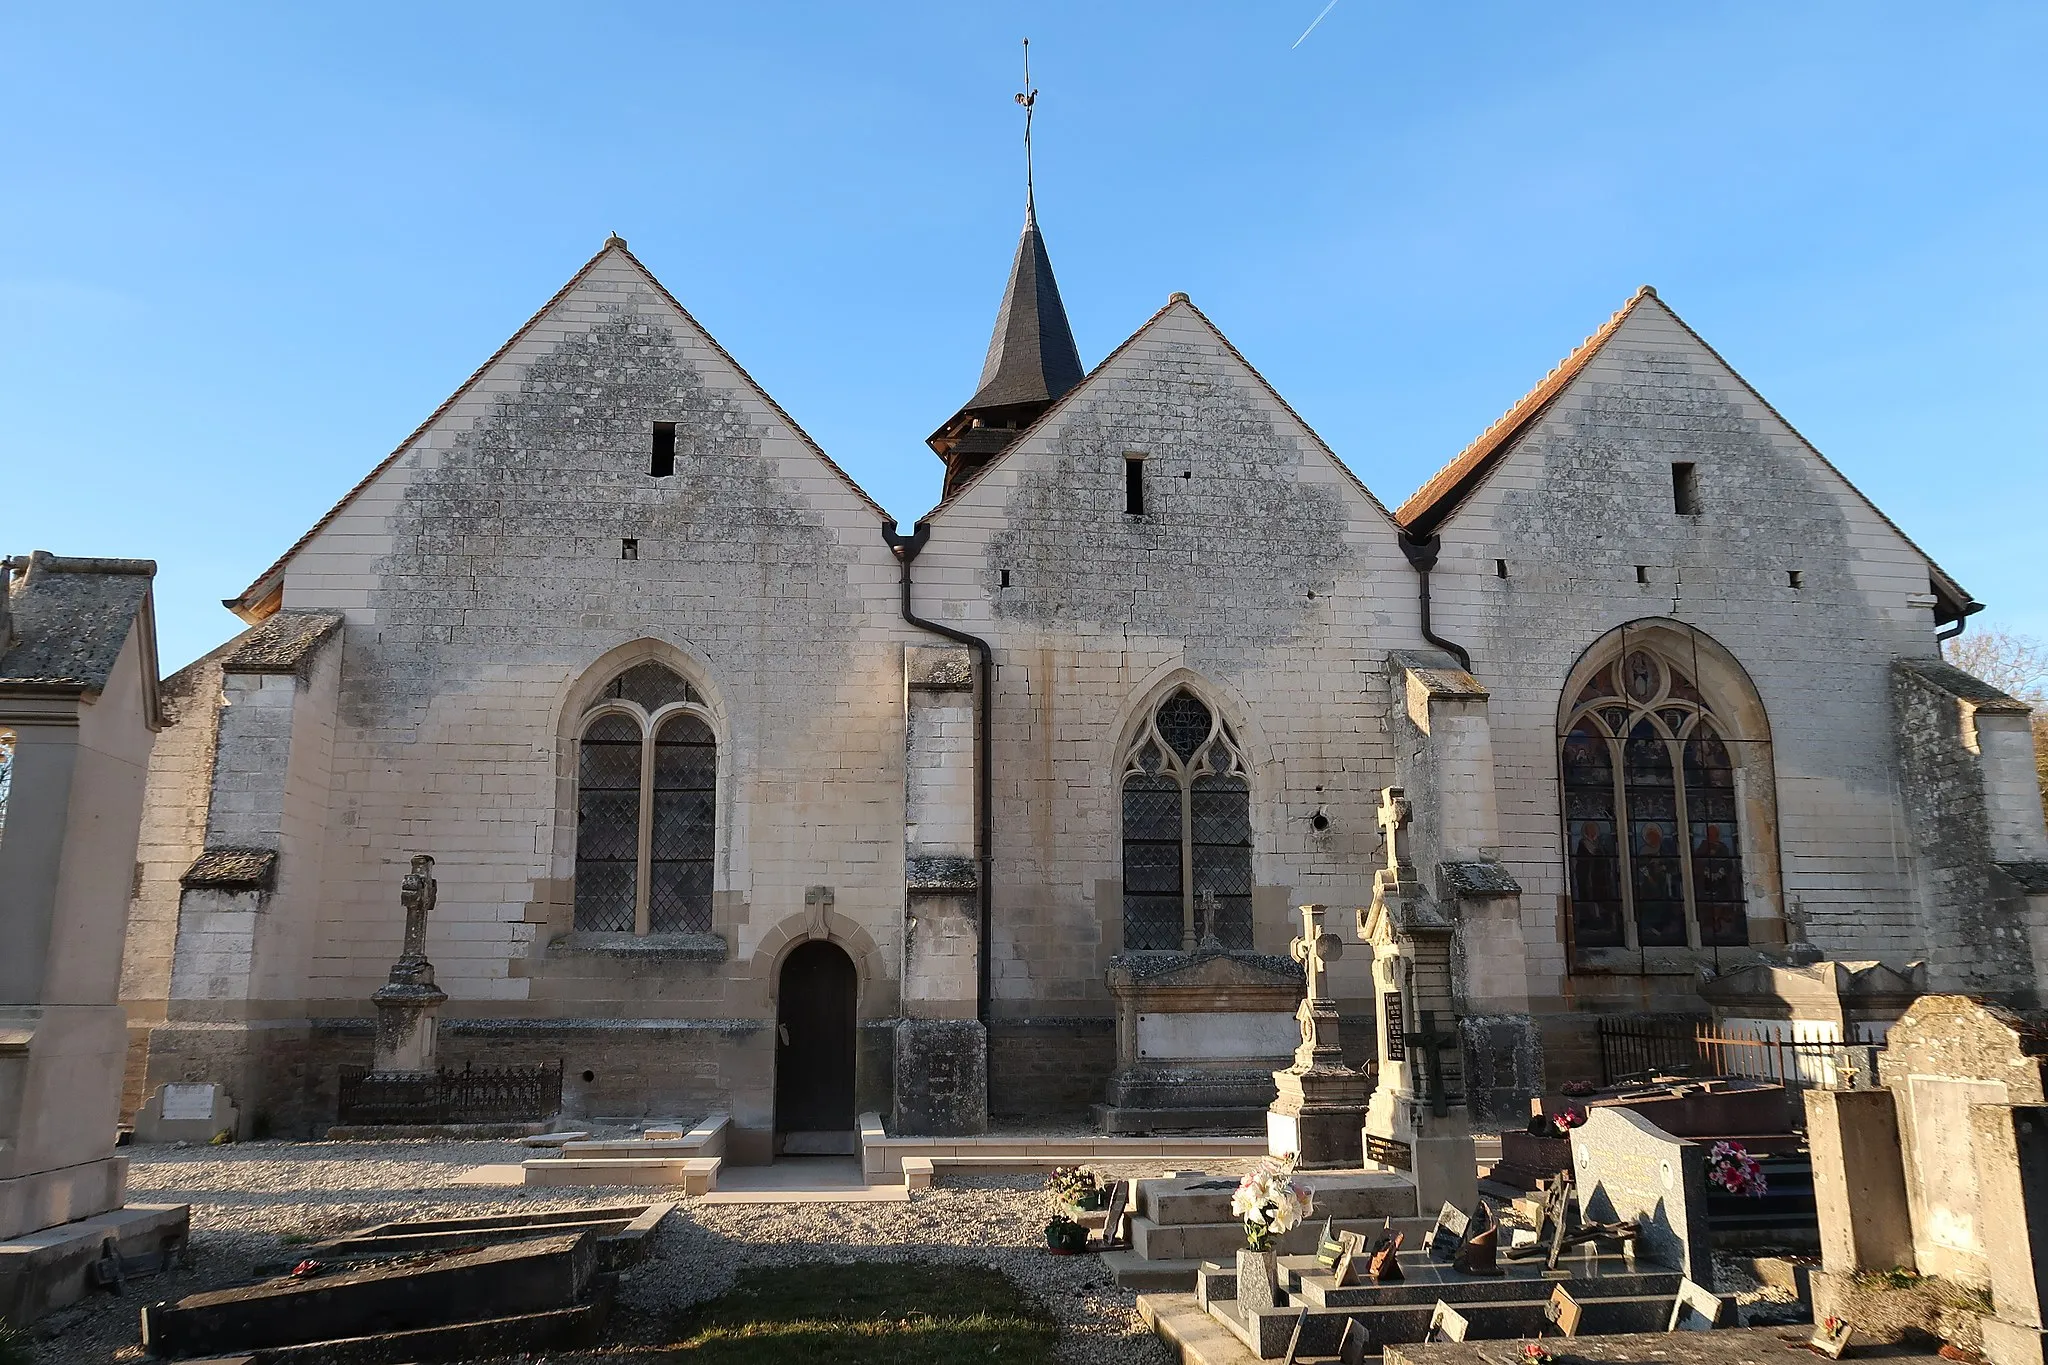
(775, 941), (856, 1137)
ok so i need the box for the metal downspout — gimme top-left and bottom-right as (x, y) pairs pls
(883, 520), (996, 1060)
(1399, 532), (1473, 671)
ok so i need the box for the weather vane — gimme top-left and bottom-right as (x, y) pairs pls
(1016, 38), (1037, 221)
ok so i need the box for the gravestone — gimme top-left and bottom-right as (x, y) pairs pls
(1097, 948), (1304, 1134)
(1571, 1104), (1711, 1284)
(370, 855), (449, 1077)
(134, 1081), (240, 1144)
(1268, 903), (1371, 1168)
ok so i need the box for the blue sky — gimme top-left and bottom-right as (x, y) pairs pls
(4, 3), (2043, 671)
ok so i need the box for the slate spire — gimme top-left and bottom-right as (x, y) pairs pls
(929, 44), (1087, 498)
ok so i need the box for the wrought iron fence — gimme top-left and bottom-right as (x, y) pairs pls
(338, 1059), (563, 1126)
(1597, 1017), (1884, 1094)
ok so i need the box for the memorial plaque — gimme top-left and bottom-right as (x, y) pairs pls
(1096, 1181), (1129, 1250)
(1338, 1316), (1370, 1365)
(1331, 1229), (1368, 1287)
(1427, 1201), (1471, 1263)
(1367, 1227), (1405, 1282)
(1544, 1285), (1584, 1338)
(1425, 1301), (1469, 1343)
(1281, 1306), (1311, 1365)
(1316, 1217), (1344, 1269)
(1366, 1135), (1412, 1171)
(1667, 1278), (1722, 1332)
(1384, 994), (1405, 1060)
(1809, 1316), (1855, 1359)
(160, 1084), (217, 1123)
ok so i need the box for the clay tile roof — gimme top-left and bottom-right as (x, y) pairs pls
(220, 611), (342, 676)
(1395, 288), (1654, 537)
(228, 238), (887, 620)
(0, 551), (156, 692)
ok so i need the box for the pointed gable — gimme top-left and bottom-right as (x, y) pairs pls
(1395, 287), (1978, 623)
(932, 292), (1395, 524)
(227, 237), (885, 621)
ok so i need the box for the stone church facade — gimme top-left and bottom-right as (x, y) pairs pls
(116, 215), (2048, 1154)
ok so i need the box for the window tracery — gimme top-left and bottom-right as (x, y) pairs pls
(1561, 647), (1748, 952)
(1120, 687), (1253, 952)
(574, 664), (715, 935)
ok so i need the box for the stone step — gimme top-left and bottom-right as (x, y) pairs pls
(1101, 1251), (1212, 1293)
(1227, 1292), (1709, 1359)
(141, 1232), (596, 1358)
(1139, 1173), (1416, 1226)
(1296, 1257), (1682, 1309)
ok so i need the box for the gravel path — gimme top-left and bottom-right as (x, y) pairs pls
(22, 1141), (1245, 1365)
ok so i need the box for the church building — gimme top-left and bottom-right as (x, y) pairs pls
(114, 197), (2048, 1155)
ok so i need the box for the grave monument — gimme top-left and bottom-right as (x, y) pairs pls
(1268, 902), (1370, 1168)
(369, 854), (448, 1078)
(1361, 787), (1479, 1214)
(0, 552), (190, 1323)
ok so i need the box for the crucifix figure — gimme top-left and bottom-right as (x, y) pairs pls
(1197, 888), (1223, 950)
(1403, 1008), (1462, 1119)
(399, 854), (436, 960)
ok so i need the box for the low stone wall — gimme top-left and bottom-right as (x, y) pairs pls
(987, 1018), (1115, 1119)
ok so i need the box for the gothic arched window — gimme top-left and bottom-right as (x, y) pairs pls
(1561, 647), (1748, 951)
(574, 662), (716, 935)
(1121, 688), (1253, 952)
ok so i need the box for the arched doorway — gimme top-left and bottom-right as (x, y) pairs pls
(775, 940), (857, 1154)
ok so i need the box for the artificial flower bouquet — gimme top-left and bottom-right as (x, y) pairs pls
(1231, 1153), (1314, 1250)
(1707, 1140), (1768, 1196)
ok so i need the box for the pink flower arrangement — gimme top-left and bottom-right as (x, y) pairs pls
(1707, 1141), (1767, 1197)
(1549, 1106), (1586, 1137)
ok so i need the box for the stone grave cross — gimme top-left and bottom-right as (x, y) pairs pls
(370, 854), (449, 1077)
(1267, 903), (1370, 1168)
(1377, 786), (1413, 876)
(1198, 887), (1223, 950)
(1291, 902), (1344, 1005)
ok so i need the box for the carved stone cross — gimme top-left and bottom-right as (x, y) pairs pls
(399, 854), (436, 960)
(1290, 903), (1344, 1002)
(1376, 787), (1413, 875)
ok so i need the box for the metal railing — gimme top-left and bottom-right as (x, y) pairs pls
(1597, 1017), (1883, 1093)
(338, 1059), (563, 1126)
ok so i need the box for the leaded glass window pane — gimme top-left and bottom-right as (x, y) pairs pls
(575, 712), (641, 932)
(1562, 719), (1625, 948)
(1157, 692), (1212, 764)
(604, 661), (699, 713)
(650, 712), (716, 933)
(1685, 726), (1747, 946)
(1191, 772), (1252, 950)
(1624, 718), (1686, 946)
(1122, 773), (1183, 950)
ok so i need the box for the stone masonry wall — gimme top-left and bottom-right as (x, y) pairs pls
(922, 302), (1420, 1029)
(1426, 295), (1952, 1015)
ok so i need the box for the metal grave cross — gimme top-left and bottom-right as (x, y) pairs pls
(1401, 1008), (1462, 1118)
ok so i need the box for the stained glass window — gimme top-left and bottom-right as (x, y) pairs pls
(1558, 651), (1752, 954)
(574, 664), (717, 936)
(1120, 688), (1253, 951)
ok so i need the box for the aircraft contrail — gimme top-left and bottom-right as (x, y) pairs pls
(1291, 0), (1342, 48)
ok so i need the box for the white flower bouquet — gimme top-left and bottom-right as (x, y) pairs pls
(1231, 1153), (1314, 1250)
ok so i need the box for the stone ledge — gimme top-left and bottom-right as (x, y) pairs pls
(546, 932), (728, 962)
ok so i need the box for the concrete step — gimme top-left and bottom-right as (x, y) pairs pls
(1102, 1251), (1211, 1293)
(1139, 1173), (1416, 1226)
(521, 1157), (719, 1194)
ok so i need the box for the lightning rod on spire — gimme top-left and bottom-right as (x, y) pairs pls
(1014, 38), (1037, 224)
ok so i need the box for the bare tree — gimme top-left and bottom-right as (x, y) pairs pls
(1944, 627), (2048, 816)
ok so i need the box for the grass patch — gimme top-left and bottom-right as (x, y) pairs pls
(656, 1261), (1058, 1365)
(0, 1320), (29, 1365)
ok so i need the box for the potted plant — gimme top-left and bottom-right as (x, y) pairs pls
(1230, 1153), (1313, 1311)
(1044, 1213), (1090, 1253)
(1048, 1164), (1102, 1212)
